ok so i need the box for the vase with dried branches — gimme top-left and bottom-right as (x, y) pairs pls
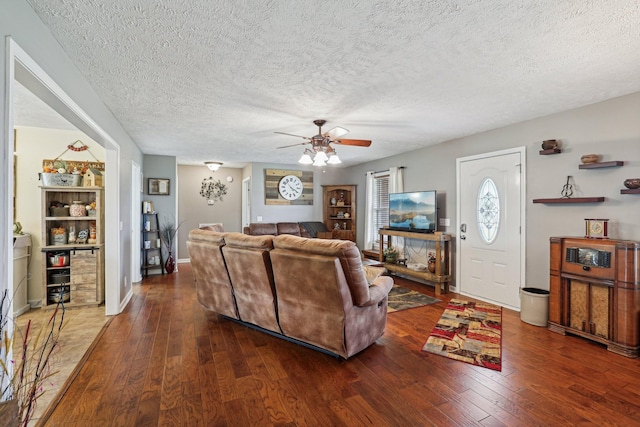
(160, 219), (183, 274)
(1, 289), (65, 426)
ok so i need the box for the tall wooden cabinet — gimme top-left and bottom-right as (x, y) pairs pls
(548, 236), (640, 357)
(41, 186), (104, 308)
(321, 185), (357, 242)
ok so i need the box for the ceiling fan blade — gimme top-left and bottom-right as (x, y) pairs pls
(325, 126), (349, 139)
(274, 131), (312, 140)
(334, 138), (372, 147)
(277, 142), (309, 149)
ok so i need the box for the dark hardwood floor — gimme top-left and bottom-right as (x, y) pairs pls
(44, 264), (640, 426)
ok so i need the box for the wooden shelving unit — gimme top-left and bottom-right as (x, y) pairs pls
(141, 212), (165, 277)
(533, 197), (605, 204)
(621, 188), (640, 195)
(578, 161), (623, 169)
(321, 185), (356, 242)
(378, 228), (451, 296)
(41, 186), (104, 309)
(539, 148), (562, 155)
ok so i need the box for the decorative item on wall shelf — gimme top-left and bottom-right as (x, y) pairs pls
(580, 153), (599, 164)
(200, 177), (228, 201)
(624, 178), (640, 189)
(560, 176), (573, 198)
(539, 139), (562, 155)
(148, 178), (170, 195)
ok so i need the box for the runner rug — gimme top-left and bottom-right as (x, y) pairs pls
(421, 298), (502, 371)
(387, 285), (440, 312)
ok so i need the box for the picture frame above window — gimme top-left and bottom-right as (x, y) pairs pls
(148, 178), (170, 195)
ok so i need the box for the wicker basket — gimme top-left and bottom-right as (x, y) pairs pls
(50, 206), (70, 217)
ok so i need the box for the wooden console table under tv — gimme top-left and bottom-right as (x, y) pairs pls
(378, 228), (451, 296)
(548, 236), (640, 358)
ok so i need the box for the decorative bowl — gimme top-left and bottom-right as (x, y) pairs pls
(580, 154), (599, 164)
(624, 178), (640, 189)
(541, 139), (558, 150)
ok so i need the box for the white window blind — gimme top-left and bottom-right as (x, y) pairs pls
(371, 172), (390, 248)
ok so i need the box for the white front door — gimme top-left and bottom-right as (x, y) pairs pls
(456, 148), (525, 310)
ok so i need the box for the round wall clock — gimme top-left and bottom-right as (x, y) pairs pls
(278, 175), (303, 200)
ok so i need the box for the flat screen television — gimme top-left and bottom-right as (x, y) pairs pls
(388, 190), (437, 233)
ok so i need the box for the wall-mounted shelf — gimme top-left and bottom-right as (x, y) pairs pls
(533, 197), (605, 204)
(578, 161), (623, 169)
(539, 148), (562, 155)
(621, 189), (640, 195)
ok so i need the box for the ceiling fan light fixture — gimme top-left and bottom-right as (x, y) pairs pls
(298, 153), (313, 164)
(313, 157), (327, 167)
(327, 153), (341, 164)
(205, 161), (223, 171)
(313, 151), (328, 163)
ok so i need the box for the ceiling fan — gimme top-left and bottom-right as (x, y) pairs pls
(275, 119), (372, 166)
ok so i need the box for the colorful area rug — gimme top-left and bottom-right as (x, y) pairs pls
(387, 285), (440, 312)
(421, 299), (502, 371)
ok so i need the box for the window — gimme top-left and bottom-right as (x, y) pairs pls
(477, 178), (500, 244)
(370, 172), (390, 249)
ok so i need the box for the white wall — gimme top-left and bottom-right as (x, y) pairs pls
(341, 92), (640, 291)
(2, 0), (144, 314)
(15, 126), (105, 304)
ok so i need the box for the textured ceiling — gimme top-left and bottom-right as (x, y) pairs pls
(20, 0), (640, 167)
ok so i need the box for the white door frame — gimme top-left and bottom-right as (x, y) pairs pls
(5, 37), (123, 315)
(131, 161), (142, 283)
(455, 146), (526, 308)
(242, 176), (251, 227)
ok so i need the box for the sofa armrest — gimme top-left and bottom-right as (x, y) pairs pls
(359, 276), (394, 307)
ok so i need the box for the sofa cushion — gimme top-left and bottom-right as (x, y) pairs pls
(273, 235), (375, 307)
(299, 221), (329, 238)
(249, 223), (278, 236)
(276, 222), (303, 236)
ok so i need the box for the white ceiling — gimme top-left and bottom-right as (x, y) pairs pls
(19, 0), (640, 168)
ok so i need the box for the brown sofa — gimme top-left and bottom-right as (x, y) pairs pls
(243, 222), (310, 237)
(187, 229), (394, 358)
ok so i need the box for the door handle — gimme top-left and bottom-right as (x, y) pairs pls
(460, 235), (466, 240)
(460, 223), (467, 233)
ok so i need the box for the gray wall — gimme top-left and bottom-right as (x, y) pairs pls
(2, 0), (144, 312)
(340, 92), (640, 291)
(177, 165), (243, 260)
(143, 155), (177, 268)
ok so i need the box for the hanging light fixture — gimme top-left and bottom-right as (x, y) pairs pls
(205, 161), (223, 171)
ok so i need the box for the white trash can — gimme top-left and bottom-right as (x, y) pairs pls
(520, 287), (549, 327)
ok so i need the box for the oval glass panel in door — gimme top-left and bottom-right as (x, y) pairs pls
(477, 178), (500, 244)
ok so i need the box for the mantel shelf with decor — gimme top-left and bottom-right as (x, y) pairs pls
(539, 148), (562, 155)
(621, 189), (640, 195)
(578, 161), (623, 169)
(533, 197), (605, 204)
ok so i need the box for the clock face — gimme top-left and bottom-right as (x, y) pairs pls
(585, 218), (608, 239)
(278, 175), (303, 200)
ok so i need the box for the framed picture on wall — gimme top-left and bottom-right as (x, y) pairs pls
(148, 178), (170, 195)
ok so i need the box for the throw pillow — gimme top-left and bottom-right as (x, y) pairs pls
(363, 265), (385, 285)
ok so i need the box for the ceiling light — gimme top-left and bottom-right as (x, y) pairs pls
(298, 153), (313, 164)
(327, 153), (342, 164)
(313, 151), (328, 163)
(313, 157), (327, 167)
(205, 161), (223, 171)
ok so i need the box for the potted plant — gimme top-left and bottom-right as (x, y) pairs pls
(383, 246), (399, 264)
